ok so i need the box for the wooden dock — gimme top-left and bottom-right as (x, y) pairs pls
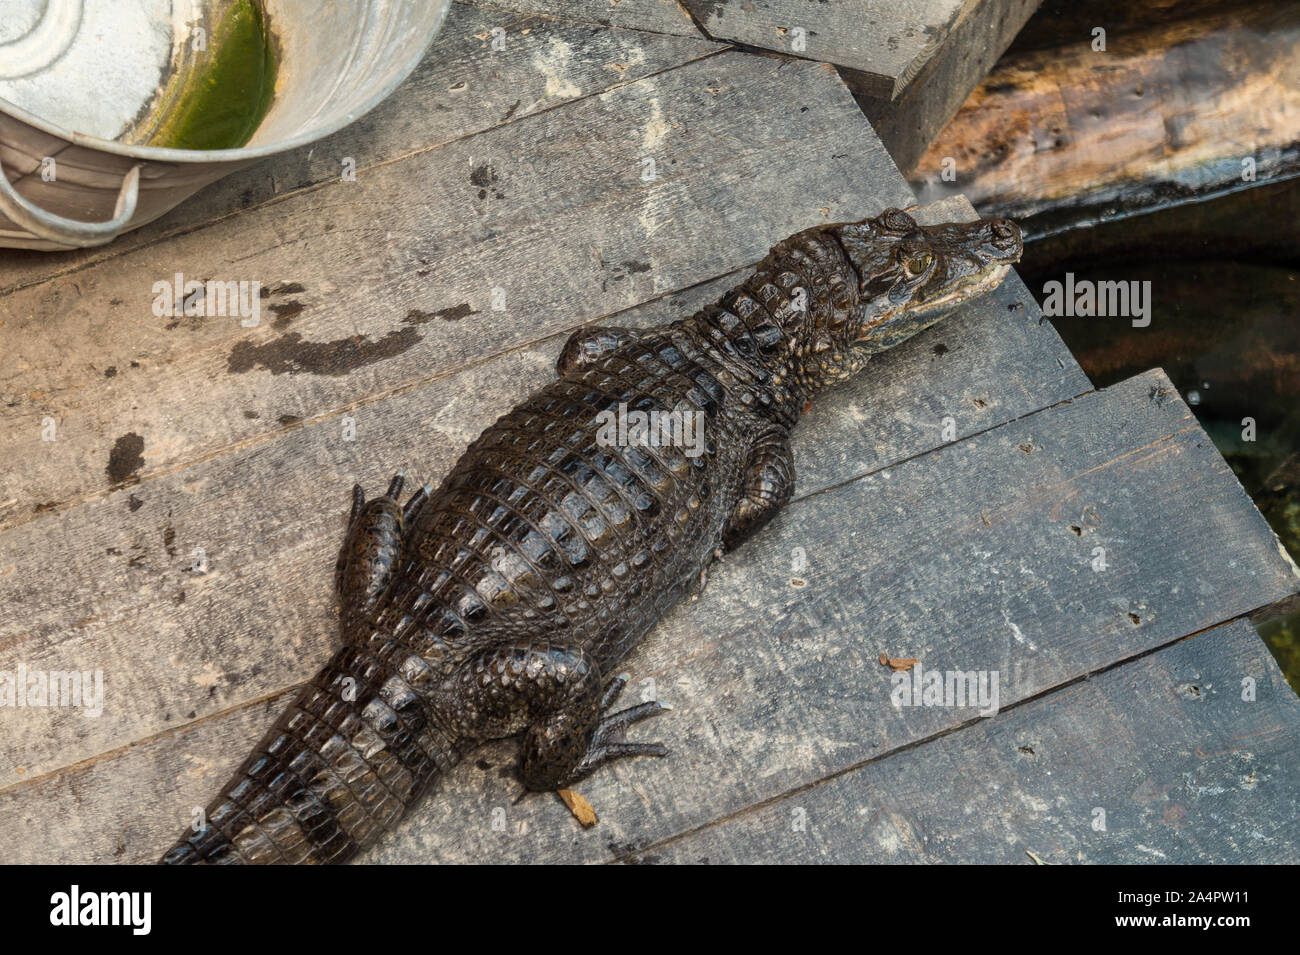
(1, 0), (1297, 864)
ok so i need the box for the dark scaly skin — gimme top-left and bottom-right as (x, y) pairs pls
(161, 208), (1022, 864)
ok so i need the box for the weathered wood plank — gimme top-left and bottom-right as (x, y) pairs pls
(0, 1), (721, 295)
(646, 618), (1300, 863)
(852, 0), (1042, 173)
(910, 5), (1300, 236)
(0, 198), (1082, 787)
(464, 0), (705, 37)
(681, 0), (965, 99)
(0, 52), (905, 535)
(10, 367), (1300, 863)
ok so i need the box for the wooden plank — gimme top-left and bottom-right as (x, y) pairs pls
(0, 197), (1082, 788)
(13, 365), (1300, 863)
(0, 1), (722, 295)
(464, 0), (705, 37)
(910, 5), (1300, 236)
(646, 618), (1300, 863)
(0, 52), (905, 535)
(852, 0), (1042, 173)
(680, 0), (965, 99)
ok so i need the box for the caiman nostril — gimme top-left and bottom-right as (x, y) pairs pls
(991, 220), (1023, 250)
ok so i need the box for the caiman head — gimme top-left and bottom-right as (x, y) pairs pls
(834, 207), (1023, 357)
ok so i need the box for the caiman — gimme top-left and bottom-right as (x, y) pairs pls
(162, 207), (1022, 864)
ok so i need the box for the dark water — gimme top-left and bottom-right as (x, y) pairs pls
(1017, 177), (1300, 691)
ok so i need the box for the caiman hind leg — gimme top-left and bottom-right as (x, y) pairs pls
(335, 472), (432, 623)
(722, 426), (795, 551)
(556, 325), (645, 377)
(446, 643), (669, 791)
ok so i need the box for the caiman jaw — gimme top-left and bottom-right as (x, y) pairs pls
(853, 262), (1014, 343)
(916, 263), (1012, 313)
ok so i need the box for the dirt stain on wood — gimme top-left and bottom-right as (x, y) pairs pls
(262, 282), (306, 297)
(270, 302), (306, 328)
(470, 162), (505, 200)
(227, 328), (423, 376)
(404, 304), (477, 324)
(106, 433), (146, 485)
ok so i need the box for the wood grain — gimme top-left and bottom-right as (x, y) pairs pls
(463, 0), (705, 37)
(910, 5), (1300, 235)
(646, 618), (1300, 863)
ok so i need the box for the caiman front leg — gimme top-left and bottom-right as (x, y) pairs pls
(335, 472), (432, 623)
(722, 425), (796, 551)
(446, 644), (669, 791)
(556, 325), (645, 377)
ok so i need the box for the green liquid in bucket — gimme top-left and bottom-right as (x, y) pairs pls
(141, 1), (276, 150)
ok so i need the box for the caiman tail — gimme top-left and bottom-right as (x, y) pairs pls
(161, 638), (463, 864)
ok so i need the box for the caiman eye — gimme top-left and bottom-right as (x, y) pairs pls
(905, 253), (933, 276)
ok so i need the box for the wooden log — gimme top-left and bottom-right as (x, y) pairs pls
(646, 618), (1300, 864)
(1013, 175), (1300, 276)
(0, 1), (722, 294)
(1011, 0), (1243, 53)
(910, 5), (1300, 236)
(10, 363), (1300, 863)
(0, 52), (906, 536)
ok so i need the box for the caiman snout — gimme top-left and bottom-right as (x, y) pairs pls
(987, 217), (1023, 260)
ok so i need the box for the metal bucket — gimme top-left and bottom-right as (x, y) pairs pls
(0, 0), (450, 250)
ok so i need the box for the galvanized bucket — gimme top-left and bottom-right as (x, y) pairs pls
(0, 0), (450, 250)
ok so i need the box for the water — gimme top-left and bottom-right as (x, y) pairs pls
(1018, 177), (1300, 691)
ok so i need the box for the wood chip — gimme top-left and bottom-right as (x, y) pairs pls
(879, 652), (919, 672)
(557, 788), (598, 827)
